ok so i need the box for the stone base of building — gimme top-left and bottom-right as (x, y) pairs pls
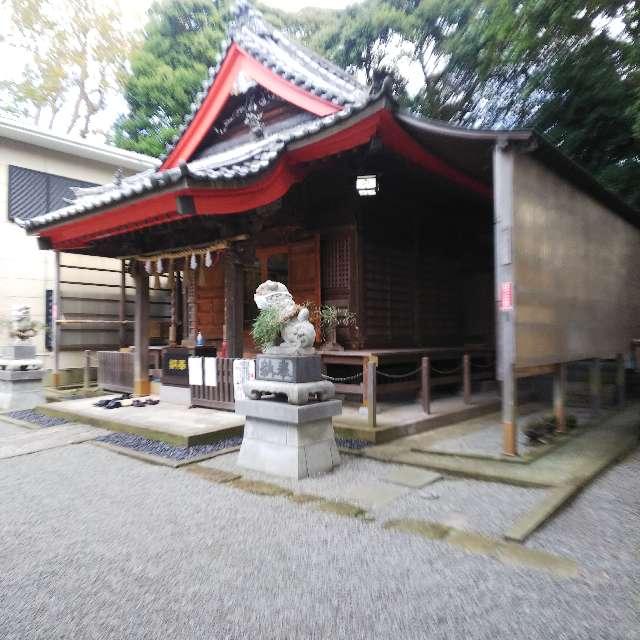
(0, 369), (45, 411)
(236, 398), (342, 479)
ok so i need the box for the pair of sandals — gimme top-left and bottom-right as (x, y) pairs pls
(94, 394), (131, 408)
(131, 398), (160, 408)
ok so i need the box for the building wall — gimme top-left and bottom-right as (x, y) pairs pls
(0, 137), (144, 370)
(512, 154), (640, 367)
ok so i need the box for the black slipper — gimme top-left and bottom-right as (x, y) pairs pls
(145, 399), (159, 406)
(105, 400), (121, 409)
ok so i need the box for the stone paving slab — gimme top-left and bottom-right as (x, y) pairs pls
(0, 423), (108, 459)
(38, 396), (244, 446)
(339, 481), (409, 509)
(383, 466), (442, 488)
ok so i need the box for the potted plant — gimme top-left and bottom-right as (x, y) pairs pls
(318, 305), (357, 351)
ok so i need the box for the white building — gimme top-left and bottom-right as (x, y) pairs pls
(0, 117), (159, 376)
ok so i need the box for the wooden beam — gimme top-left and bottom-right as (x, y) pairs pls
(119, 260), (127, 348)
(463, 353), (471, 404)
(223, 251), (243, 358)
(420, 356), (431, 415)
(616, 353), (625, 406)
(51, 251), (61, 388)
(590, 358), (602, 414)
(553, 362), (567, 433)
(133, 266), (150, 396)
(367, 361), (377, 429)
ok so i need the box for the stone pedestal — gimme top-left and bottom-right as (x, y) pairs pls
(236, 398), (342, 479)
(0, 344), (45, 410)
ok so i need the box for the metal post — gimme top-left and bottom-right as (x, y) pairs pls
(119, 259), (127, 348)
(463, 353), (471, 404)
(590, 358), (601, 414)
(133, 266), (150, 397)
(616, 353), (625, 406)
(421, 356), (431, 415)
(52, 251), (61, 388)
(553, 362), (567, 432)
(83, 350), (91, 390)
(367, 360), (377, 429)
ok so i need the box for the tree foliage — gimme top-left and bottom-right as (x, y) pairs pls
(112, 0), (228, 157)
(1, 0), (132, 138)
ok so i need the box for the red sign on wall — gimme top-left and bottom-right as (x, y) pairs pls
(500, 281), (513, 311)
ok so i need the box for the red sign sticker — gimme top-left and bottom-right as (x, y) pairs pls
(500, 281), (513, 311)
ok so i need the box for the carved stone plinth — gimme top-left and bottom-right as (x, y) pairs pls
(236, 399), (341, 479)
(256, 354), (322, 383)
(244, 379), (334, 405)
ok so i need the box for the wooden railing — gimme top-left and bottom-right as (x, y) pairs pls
(191, 357), (238, 410)
(97, 351), (134, 393)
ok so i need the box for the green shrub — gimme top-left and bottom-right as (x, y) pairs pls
(251, 306), (283, 352)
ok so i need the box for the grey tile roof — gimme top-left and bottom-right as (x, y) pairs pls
(159, 0), (369, 164)
(16, 96), (377, 231)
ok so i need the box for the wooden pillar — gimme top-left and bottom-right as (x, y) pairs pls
(553, 362), (567, 433)
(421, 356), (431, 415)
(590, 358), (602, 414)
(367, 360), (377, 429)
(502, 364), (518, 456)
(133, 266), (150, 396)
(51, 251), (61, 388)
(119, 259), (127, 348)
(493, 143), (518, 456)
(83, 350), (91, 390)
(616, 353), (625, 406)
(463, 353), (471, 404)
(224, 251), (243, 358)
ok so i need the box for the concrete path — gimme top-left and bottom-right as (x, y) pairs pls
(0, 423), (107, 460)
(38, 396), (244, 446)
(363, 403), (640, 487)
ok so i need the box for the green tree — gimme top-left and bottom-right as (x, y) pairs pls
(1, 0), (132, 138)
(112, 0), (228, 157)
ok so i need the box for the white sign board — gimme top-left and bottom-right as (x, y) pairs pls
(204, 357), (217, 387)
(233, 359), (256, 402)
(188, 357), (203, 386)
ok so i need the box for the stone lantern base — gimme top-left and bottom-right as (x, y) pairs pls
(236, 398), (342, 479)
(0, 345), (45, 411)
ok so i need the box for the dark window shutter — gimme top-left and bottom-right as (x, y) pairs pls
(8, 166), (48, 220)
(7, 165), (97, 221)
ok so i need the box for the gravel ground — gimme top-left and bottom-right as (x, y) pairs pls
(1, 441), (638, 639)
(6, 409), (69, 428)
(428, 408), (595, 456)
(0, 419), (29, 437)
(204, 451), (545, 536)
(96, 432), (243, 460)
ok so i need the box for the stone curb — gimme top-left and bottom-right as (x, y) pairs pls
(182, 463), (371, 520)
(383, 518), (578, 578)
(504, 434), (639, 542)
(91, 441), (241, 469)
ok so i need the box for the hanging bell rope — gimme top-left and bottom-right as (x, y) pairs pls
(190, 253), (197, 270)
(144, 260), (152, 274)
(205, 250), (212, 268)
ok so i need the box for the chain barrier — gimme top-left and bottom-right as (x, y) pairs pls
(321, 372), (363, 383)
(471, 360), (495, 369)
(430, 363), (463, 375)
(376, 367), (422, 379)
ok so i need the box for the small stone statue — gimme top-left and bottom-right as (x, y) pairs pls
(10, 305), (39, 342)
(254, 280), (316, 355)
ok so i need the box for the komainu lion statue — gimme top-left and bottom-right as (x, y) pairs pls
(254, 280), (316, 355)
(10, 305), (38, 342)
